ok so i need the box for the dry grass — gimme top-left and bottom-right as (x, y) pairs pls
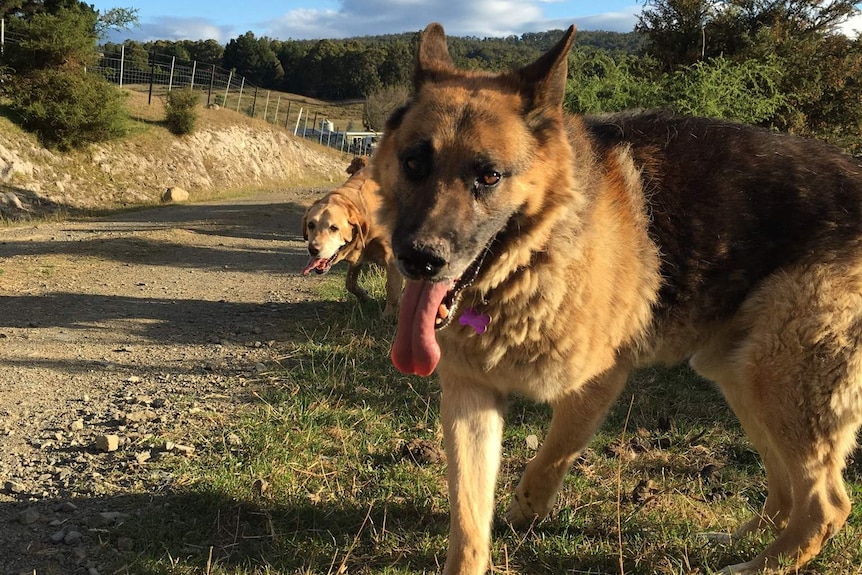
(103, 269), (862, 575)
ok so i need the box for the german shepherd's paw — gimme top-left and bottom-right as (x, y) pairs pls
(504, 489), (552, 528)
(717, 560), (761, 575)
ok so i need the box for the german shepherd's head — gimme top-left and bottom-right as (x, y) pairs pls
(373, 23), (577, 375)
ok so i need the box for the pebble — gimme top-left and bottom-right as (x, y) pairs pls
(89, 511), (130, 527)
(50, 530), (66, 543)
(525, 434), (539, 450)
(96, 434), (120, 452)
(125, 409), (156, 423)
(5, 480), (26, 493)
(18, 507), (40, 525)
(117, 536), (134, 551)
(176, 443), (195, 455)
(70, 419), (85, 431)
(64, 530), (83, 544)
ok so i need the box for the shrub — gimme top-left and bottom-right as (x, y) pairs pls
(663, 55), (787, 125)
(363, 84), (410, 132)
(566, 50), (664, 114)
(9, 69), (128, 150)
(165, 88), (200, 135)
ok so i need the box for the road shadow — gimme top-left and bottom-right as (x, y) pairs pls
(0, 483), (448, 575)
(0, 199), (316, 273)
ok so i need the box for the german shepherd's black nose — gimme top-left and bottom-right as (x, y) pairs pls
(398, 245), (446, 278)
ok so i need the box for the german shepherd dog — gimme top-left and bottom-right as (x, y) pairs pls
(372, 22), (862, 575)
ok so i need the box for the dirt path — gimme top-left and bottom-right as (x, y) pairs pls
(0, 190), (328, 574)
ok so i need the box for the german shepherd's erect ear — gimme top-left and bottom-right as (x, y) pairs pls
(414, 23), (455, 90)
(515, 25), (576, 121)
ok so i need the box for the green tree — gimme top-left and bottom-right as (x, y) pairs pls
(637, 0), (862, 146)
(4, 7), (99, 72)
(663, 55), (786, 123)
(10, 69), (127, 149)
(185, 39), (223, 65)
(3, 1), (131, 149)
(222, 31), (284, 87)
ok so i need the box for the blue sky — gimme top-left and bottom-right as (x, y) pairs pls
(89, 0), (648, 43)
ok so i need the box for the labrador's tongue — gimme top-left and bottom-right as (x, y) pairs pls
(391, 279), (452, 376)
(302, 257), (326, 276)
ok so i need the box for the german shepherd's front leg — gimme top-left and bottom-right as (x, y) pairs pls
(439, 374), (506, 575)
(506, 364), (631, 526)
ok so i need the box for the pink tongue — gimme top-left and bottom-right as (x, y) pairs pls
(302, 257), (327, 275)
(391, 279), (452, 376)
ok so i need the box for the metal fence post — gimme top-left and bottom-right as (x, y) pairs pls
(284, 102), (292, 128)
(294, 107), (303, 135)
(1, 18), (5, 55)
(263, 90), (270, 122)
(168, 56), (175, 91)
(190, 60), (196, 90)
(223, 70), (232, 107)
(147, 49), (156, 105)
(119, 44), (125, 87)
(251, 87), (258, 118)
(207, 64), (215, 106)
(274, 95), (281, 126)
(236, 77), (244, 112)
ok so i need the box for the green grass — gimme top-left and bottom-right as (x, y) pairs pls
(107, 268), (862, 575)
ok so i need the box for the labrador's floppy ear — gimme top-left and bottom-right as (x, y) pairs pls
(346, 201), (369, 250)
(301, 209), (310, 241)
(414, 22), (455, 91)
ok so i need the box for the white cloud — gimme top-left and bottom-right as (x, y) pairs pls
(265, 0), (575, 40)
(105, 16), (234, 43)
(840, 11), (862, 37)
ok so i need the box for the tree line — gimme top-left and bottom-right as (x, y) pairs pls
(2, 0), (861, 153)
(100, 29), (644, 101)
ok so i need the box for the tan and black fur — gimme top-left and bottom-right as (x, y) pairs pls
(301, 164), (401, 316)
(373, 23), (862, 574)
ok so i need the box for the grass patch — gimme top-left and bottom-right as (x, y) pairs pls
(108, 268), (862, 574)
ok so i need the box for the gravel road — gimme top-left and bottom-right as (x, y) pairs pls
(0, 190), (326, 574)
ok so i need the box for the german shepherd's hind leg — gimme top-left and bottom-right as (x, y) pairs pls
(505, 364), (630, 527)
(692, 263), (862, 574)
(438, 371), (506, 575)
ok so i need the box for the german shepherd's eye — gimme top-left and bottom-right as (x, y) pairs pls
(329, 225), (338, 232)
(480, 171), (502, 186)
(400, 142), (432, 181)
(473, 170), (503, 196)
(307, 222), (316, 231)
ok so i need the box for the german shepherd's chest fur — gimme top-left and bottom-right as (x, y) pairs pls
(427, 111), (862, 395)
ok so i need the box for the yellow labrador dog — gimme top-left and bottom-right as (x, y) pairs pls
(301, 163), (401, 316)
(373, 23), (862, 575)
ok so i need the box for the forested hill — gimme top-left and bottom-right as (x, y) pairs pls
(102, 30), (644, 101)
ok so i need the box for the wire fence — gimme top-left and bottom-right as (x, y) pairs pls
(0, 18), (378, 156)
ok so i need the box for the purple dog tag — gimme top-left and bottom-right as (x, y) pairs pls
(459, 308), (491, 334)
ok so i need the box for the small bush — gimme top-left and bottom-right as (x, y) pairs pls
(165, 89), (200, 135)
(363, 84), (410, 132)
(10, 69), (128, 150)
